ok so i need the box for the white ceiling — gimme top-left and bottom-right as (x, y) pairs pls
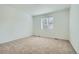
(4, 4), (70, 15)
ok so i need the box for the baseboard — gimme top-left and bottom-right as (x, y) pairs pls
(69, 40), (77, 54)
(0, 35), (33, 44)
(32, 35), (68, 41)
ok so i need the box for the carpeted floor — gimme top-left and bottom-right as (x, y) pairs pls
(0, 36), (76, 54)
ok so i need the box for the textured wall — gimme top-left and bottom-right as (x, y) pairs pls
(33, 9), (69, 40)
(0, 6), (32, 43)
(70, 5), (79, 53)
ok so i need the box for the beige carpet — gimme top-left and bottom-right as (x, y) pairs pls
(0, 36), (76, 54)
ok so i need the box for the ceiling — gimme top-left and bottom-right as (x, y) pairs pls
(4, 4), (70, 15)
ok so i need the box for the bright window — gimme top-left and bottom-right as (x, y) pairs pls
(41, 16), (54, 30)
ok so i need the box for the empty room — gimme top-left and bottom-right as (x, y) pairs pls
(0, 4), (79, 54)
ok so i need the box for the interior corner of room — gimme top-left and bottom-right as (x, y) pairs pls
(0, 4), (79, 54)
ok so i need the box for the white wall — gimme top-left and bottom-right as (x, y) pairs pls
(33, 9), (69, 40)
(70, 5), (79, 53)
(0, 6), (32, 43)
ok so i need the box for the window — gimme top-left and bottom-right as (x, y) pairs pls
(41, 16), (54, 30)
